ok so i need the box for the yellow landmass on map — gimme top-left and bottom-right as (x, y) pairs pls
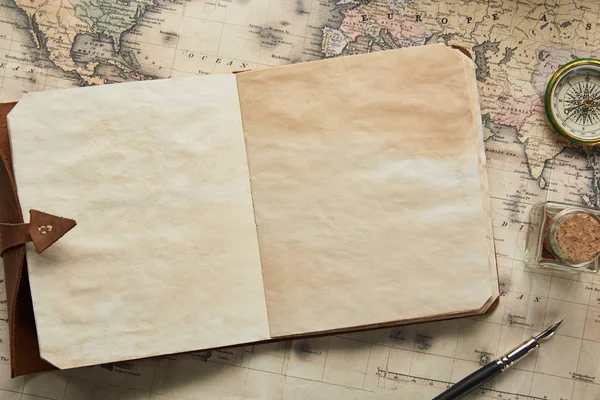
(16, 0), (104, 85)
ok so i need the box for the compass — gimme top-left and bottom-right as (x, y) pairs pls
(545, 59), (600, 145)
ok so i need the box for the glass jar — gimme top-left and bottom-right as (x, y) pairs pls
(524, 201), (600, 273)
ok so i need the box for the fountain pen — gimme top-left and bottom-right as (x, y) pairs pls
(433, 319), (565, 400)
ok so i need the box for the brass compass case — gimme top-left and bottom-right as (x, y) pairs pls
(545, 59), (600, 146)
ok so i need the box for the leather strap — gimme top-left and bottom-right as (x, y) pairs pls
(0, 102), (56, 377)
(0, 210), (76, 255)
(0, 223), (29, 254)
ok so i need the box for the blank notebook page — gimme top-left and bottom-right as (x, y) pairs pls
(6, 44), (497, 369)
(8, 74), (270, 369)
(237, 44), (497, 337)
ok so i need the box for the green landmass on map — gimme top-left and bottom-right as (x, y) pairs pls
(8, 0), (600, 206)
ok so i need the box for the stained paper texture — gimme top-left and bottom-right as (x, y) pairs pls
(6, 44), (497, 369)
(237, 44), (498, 337)
(8, 74), (270, 369)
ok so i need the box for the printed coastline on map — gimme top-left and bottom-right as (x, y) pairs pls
(0, 0), (600, 399)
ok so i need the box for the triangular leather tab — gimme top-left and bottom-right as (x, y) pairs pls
(27, 210), (76, 253)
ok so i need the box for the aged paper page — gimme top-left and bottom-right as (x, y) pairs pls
(237, 44), (497, 337)
(461, 51), (500, 306)
(8, 74), (270, 369)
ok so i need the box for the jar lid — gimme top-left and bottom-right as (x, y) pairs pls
(549, 208), (600, 265)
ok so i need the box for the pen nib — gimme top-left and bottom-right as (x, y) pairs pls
(535, 318), (565, 342)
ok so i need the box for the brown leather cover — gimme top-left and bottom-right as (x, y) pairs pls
(0, 223), (29, 255)
(0, 46), (496, 377)
(0, 102), (56, 377)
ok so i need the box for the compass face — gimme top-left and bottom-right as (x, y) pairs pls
(549, 63), (600, 142)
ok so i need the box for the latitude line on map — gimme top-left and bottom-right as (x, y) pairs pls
(320, 337), (332, 381)
(565, 10), (600, 396)
(511, 259), (597, 285)
(361, 339), (374, 390)
(375, 367), (547, 400)
(507, 211), (542, 400)
(211, 4), (228, 74)
(298, 323), (600, 389)
(572, 302), (593, 399)
(0, 6), (15, 98)
(252, 0), (272, 76)
(164, 0), (187, 75)
(530, 275), (554, 396)
(178, 339), (600, 393)
(2, 2), (600, 399)
(299, 0), (316, 67)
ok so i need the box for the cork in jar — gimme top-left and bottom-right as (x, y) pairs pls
(554, 212), (600, 263)
(525, 202), (600, 273)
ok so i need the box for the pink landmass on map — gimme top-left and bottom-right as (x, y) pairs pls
(340, 8), (368, 41)
(377, 14), (423, 39)
(492, 94), (541, 130)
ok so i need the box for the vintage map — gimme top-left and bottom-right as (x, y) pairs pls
(0, 0), (599, 399)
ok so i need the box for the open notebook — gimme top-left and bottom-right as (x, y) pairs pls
(0, 44), (498, 376)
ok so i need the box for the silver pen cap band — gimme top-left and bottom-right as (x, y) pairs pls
(495, 338), (538, 372)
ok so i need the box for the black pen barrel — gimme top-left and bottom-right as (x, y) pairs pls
(432, 362), (502, 400)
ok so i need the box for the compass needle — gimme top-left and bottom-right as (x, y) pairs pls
(546, 59), (600, 144)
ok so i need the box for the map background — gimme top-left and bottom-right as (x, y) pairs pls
(0, 0), (600, 399)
